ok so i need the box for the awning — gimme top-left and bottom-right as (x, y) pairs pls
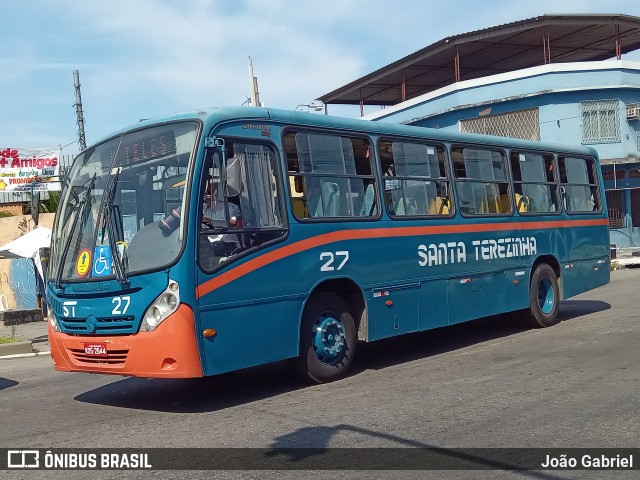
(0, 227), (52, 281)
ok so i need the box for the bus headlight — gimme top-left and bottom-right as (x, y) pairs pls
(47, 309), (60, 332)
(141, 280), (180, 332)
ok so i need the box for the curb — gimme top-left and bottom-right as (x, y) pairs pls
(0, 350), (51, 360)
(0, 340), (34, 357)
(0, 309), (44, 326)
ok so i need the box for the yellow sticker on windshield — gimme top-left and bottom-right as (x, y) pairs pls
(76, 249), (91, 277)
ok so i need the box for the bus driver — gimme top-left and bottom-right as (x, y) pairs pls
(201, 184), (242, 259)
(202, 184), (240, 227)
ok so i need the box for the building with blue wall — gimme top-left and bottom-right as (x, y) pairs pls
(319, 14), (640, 250)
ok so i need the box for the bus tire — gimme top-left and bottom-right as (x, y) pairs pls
(527, 263), (560, 328)
(293, 292), (356, 384)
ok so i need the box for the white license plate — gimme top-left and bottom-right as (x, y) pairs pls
(83, 343), (107, 357)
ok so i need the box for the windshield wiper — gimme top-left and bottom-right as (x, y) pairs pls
(54, 173), (97, 289)
(98, 169), (128, 285)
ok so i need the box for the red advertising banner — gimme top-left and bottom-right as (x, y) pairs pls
(0, 147), (62, 192)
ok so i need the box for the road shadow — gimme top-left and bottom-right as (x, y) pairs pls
(349, 299), (608, 375)
(261, 424), (569, 479)
(75, 299), (609, 414)
(351, 313), (526, 375)
(75, 361), (309, 413)
(557, 300), (610, 322)
(0, 377), (19, 391)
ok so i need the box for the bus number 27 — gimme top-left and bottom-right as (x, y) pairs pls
(112, 296), (131, 315)
(320, 251), (349, 271)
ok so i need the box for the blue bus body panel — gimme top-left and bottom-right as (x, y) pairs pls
(194, 220), (609, 376)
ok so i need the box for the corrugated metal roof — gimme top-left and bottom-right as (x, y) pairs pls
(318, 14), (640, 106)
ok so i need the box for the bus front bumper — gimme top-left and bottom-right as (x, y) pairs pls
(48, 304), (203, 378)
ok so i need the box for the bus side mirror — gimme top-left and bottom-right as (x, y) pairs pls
(294, 176), (304, 194)
(31, 191), (41, 226)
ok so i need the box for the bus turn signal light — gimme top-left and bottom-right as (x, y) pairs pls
(203, 329), (217, 338)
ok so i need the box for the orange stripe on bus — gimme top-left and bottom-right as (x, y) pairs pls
(195, 218), (608, 298)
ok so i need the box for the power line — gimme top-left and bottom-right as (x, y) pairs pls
(60, 140), (78, 149)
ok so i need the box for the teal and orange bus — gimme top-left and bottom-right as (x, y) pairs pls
(45, 107), (610, 383)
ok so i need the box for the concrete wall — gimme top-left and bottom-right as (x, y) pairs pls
(0, 213), (54, 309)
(0, 204), (24, 216)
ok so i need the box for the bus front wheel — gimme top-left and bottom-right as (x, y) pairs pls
(527, 263), (560, 328)
(293, 292), (356, 384)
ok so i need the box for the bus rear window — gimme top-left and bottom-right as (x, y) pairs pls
(559, 156), (601, 213)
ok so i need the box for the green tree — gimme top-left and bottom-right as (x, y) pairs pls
(42, 191), (61, 213)
(24, 190), (61, 214)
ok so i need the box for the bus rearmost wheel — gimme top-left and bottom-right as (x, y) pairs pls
(526, 263), (560, 328)
(292, 292), (356, 384)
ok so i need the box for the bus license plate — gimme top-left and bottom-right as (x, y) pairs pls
(84, 343), (107, 357)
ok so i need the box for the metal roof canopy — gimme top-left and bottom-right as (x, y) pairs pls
(318, 14), (640, 109)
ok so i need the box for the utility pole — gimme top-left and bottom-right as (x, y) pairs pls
(248, 57), (261, 107)
(73, 70), (87, 151)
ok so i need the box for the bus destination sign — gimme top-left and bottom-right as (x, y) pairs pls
(111, 130), (176, 167)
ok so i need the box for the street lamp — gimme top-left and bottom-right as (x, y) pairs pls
(295, 102), (324, 112)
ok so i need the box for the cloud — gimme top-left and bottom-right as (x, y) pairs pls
(33, 1), (369, 119)
(1, 0), (638, 148)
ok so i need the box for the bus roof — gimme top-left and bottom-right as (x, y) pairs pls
(92, 106), (599, 158)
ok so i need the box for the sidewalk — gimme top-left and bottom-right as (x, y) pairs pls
(0, 315), (50, 358)
(613, 248), (640, 269)
(616, 257), (640, 268)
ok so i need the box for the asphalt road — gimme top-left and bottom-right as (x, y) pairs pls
(1, 269), (639, 480)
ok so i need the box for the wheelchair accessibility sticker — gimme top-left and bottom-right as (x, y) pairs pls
(92, 246), (112, 277)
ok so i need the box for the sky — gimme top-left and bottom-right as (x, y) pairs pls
(1, 0), (639, 157)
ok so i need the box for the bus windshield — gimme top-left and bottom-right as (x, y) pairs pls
(49, 121), (199, 284)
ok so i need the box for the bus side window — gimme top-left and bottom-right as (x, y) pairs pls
(453, 146), (510, 216)
(285, 131), (375, 220)
(510, 152), (558, 215)
(381, 140), (451, 217)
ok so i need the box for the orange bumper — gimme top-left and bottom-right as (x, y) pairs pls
(48, 304), (203, 378)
